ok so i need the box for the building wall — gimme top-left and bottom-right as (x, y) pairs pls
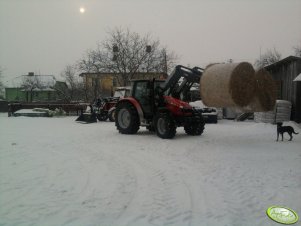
(31, 91), (57, 102)
(5, 88), (26, 101)
(267, 59), (301, 122)
(296, 82), (301, 122)
(6, 88), (61, 102)
(84, 74), (114, 98)
(270, 61), (298, 101)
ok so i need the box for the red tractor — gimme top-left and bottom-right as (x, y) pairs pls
(115, 65), (205, 139)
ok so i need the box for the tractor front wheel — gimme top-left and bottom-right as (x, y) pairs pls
(108, 108), (116, 122)
(184, 117), (205, 136)
(97, 112), (108, 121)
(115, 102), (140, 134)
(154, 113), (176, 139)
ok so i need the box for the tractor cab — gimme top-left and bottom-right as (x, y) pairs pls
(130, 79), (164, 118)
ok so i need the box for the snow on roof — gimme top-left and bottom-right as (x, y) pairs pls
(293, 73), (301, 82)
(4, 74), (56, 89)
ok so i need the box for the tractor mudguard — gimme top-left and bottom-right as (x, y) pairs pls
(117, 97), (145, 123)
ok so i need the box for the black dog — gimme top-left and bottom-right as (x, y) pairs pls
(277, 122), (299, 141)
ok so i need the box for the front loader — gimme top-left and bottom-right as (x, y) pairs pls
(115, 65), (205, 139)
(75, 87), (130, 123)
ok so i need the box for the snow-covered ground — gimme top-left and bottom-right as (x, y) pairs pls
(0, 113), (300, 226)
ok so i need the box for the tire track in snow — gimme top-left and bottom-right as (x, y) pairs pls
(101, 152), (138, 222)
(0, 149), (54, 222)
(183, 132), (277, 226)
(109, 148), (194, 226)
(57, 146), (138, 226)
(167, 139), (235, 226)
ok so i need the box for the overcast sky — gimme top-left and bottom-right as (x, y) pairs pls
(0, 0), (300, 81)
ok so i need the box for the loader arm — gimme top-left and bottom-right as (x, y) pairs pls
(158, 65), (204, 100)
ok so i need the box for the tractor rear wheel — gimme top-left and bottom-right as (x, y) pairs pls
(184, 117), (205, 136)
(115, 102), (140, 134)
(154, 113), (176, 139)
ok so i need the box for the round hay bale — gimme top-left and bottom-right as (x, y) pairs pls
(254, 68), (277, 111)
(200, 62), (255, 107)
(241, 68), (277, 112)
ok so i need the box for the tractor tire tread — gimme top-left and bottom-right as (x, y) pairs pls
(154, 113), (176, 139)
(115, 101), (140, 134)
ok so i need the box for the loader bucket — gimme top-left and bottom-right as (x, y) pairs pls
(75, 112), (97, 123)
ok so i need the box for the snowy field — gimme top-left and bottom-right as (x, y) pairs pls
(0, 113), (300, 226)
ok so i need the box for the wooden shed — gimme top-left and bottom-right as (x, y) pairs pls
(265, 56), (301, 122)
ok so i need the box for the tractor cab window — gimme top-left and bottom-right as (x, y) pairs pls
(133, 81), (151, 104)
(133, 81), (152, 115)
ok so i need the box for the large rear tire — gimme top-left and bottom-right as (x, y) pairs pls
(184, 116), (205, 136)
(115, 102), (140, 134)
(154, 113), (176, 139)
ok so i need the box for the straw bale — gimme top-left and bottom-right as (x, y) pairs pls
(255, 68), (277, 111)
(254, 99), (291, 123)
(240, 68), (277, 112)
(200, 62), (255, 107)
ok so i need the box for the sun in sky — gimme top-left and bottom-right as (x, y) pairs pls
(79, 7), (85, 14)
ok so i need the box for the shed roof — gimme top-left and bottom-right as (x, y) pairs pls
(293, 73), (301, 82)
(265, 56), (301, 70)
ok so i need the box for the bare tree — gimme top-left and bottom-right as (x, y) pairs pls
(59, 65), (86, 102)
(103, 28), (178, 86)
(77, 48), (106, 100)
(255, 48), (281, 68)
(78, 46), (108, 73)
(78, 27), (178, 86)
(293, 45), (301, 57)
(21, 74), (43, 102)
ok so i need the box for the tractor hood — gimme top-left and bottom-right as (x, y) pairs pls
(163, 96), (192, 109)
